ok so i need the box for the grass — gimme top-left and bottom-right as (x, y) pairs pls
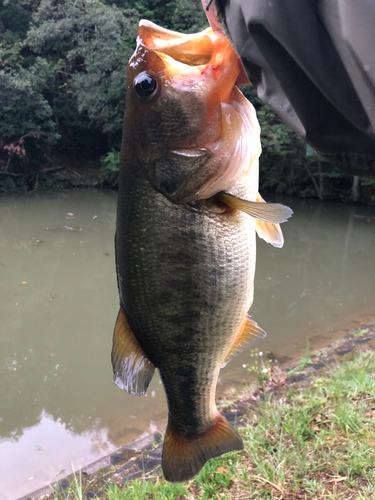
(106, 480), (189, 499)
(51, 466), (85, 500)
(49, 346), (375, 500)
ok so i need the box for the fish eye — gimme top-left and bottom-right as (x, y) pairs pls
(134, 73), (158, 99)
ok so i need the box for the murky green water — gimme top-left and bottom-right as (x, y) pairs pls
(0, 190), (374, 499)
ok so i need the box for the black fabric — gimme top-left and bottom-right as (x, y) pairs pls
(215, 0), (375, 177)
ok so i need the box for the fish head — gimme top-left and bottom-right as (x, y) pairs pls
(124, 20), (261, 203)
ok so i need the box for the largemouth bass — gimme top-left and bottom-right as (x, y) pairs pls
(112, 20), (292, 482)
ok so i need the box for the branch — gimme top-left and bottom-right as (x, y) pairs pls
(2, 132), (56, 161)
(304, 162), (323, 200)
(0, 166), (64, 177)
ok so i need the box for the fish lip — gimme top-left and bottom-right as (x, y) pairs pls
(138, 19), (211, 41)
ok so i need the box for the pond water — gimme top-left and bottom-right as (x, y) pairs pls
(0, 189), (374, 499)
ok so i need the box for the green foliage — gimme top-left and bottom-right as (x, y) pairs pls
(0, 174), (28, 194)
(246, 348), (273, 384)
(97, 149), (120, 187)
(106, 479), (188, 500)
(24, 0), (138, 147)
(170, 0), (207, 33)
(105, 0), (177, 29)
(0, 59), (54, 138)
(0, 0), (40, 39)
(100, 0), (207, 32)
(1, 0), (374, 202)
(0, 59), (57, 176)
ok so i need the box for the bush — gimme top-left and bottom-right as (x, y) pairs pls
(24, 0), (139, 150)
(0, 61), (57, 176)
(97, 150), (120, 187)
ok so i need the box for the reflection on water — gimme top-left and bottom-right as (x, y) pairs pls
(0, 412), (113, 500)
(0, 190), (374, 499)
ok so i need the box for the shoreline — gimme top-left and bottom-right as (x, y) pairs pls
(21, 320), (375, 500)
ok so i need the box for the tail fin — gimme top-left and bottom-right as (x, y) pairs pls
(162, 414), (243, 482)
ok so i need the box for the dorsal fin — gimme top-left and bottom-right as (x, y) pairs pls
(222, 315), (266, 368)
(111, 308), (155, 396)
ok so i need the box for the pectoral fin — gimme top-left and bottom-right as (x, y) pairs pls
(219, 191), (293, 223)
(222, 315), (266, 368)
(219, 192), (292, 248)
(111, 308), (155, 396)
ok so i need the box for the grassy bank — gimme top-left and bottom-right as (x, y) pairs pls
(49, 328), (375, 500)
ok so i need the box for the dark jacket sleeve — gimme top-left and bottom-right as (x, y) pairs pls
(214, 0), (375, 177)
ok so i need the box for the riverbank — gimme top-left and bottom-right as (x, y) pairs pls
(24, 322), (375, 500)
(0, 155), (103, 194)
(2, 154), (375, 208)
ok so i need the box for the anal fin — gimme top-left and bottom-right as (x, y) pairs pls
(111, 308), (155, 396)
(222, 314), (266, 368)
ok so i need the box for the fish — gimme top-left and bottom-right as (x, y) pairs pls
(112, 20), (293, 482)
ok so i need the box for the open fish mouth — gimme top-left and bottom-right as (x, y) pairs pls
(138, 20), (215, 67)
(137, 19), (237, 98)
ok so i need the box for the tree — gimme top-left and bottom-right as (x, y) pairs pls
(0, 0), (41, 38)
(0, 59), (56, 178)
(171, 0), (207, 33)
(103, 0), (177, 28)
(100, 0), (207, 32)
(24, 0), (138, 149)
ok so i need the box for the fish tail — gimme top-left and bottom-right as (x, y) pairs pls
(162, 413), (243, 482)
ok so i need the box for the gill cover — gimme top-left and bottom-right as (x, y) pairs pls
(125, 20), (262, 204)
